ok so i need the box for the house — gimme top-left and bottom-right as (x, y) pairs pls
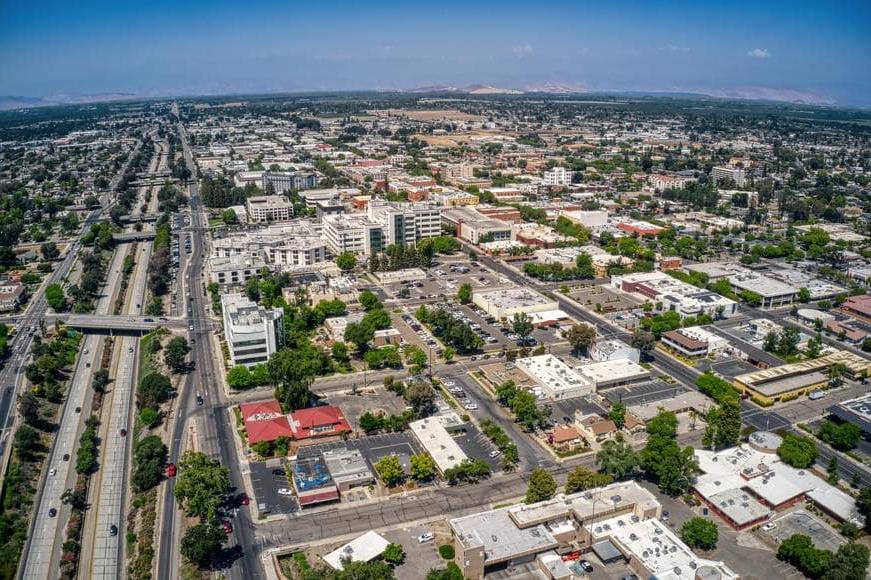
(240, 400), (293, 444)
(289, 406), (352, 441)
(575, 414), (618, 446)
(549, 425), (582, 448)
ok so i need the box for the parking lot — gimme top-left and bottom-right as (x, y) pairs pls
(453, 424), (503, 470)
(320, 386), (409, 431)
(760, 509), (845, 553)
(249, 459), (298, 516)
(602, 380), (688, 407)
(710, 357), (759, 379)
(382, 519), (454, 580)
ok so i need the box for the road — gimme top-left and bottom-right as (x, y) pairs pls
(157, 116), (261, 580)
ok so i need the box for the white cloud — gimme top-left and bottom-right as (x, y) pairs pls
(747, 48), (771, 59)
(660, 44), (689, 53)
(511, 43), (533, 57)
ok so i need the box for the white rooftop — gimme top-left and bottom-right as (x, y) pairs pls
(323, 530), (390, 570)
(408, 416), (468, 473)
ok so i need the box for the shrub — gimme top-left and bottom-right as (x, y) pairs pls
(438, 544), (455, 560)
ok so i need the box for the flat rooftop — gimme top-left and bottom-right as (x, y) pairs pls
(576, 359), (650, 386)
(828, 393), (871, 433)
(451, 508), (558, 564)
(474, 287), (556, 309)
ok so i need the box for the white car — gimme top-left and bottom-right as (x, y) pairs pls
(464, 402), (478, 411)
(762, 522), (777, 532)
(277, 488), (293, 496)
(49, 468), (57, 476)
(489, 450), (501, 458)
(442, 380), (456, 387)
(417, 532), (435, 543)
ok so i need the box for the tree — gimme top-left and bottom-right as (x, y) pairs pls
(274, 380), (314, 412)
(61, 488), (87, 511)
(608, 402), (626, 429)
(511, 312), (534, 343)
(45, 283), (67, 311)
(344, 322), (375, 352)
(173, 451), (231, 520)
(596, 436), (638, 480)
(14, 425), (41, 458)
(40, 241), (59, 260)
(410, 453), (436, 481)
(405, 381), (436, 417)
(140, 407), (160, 427)
(227, 365), (254, 389)
(763, 331), (778, 353)
(375, 455), (405, 487)
(18, 392), (40, 426)
(138, 372), (173, 409)
(564, 323), (597, 355)
(456, 283), (472, 304)
(702, 399), (742, 450)
(336, 252), (357, 272)
(180, 522), (225, 568)
(630, 329), (656, 358)
(441, 346), (456, 362)
(359, 290), (381, 311)
(564, 466), (613, 494)
(778, 433), (817, 468)
(825, 543), (870, 580)
(681, 518), (718, 550)
(426, 562), (464, 580)
(646, 410), (678, 438)
(382, 543), (405, 566)
(91, 368), (111, 393)
(818, 420), (861, 451)
(857, 488), (871, 532)
(132, 435), (168, 492)
(525, 468), (557, 503)
(164, 336), (190, 373)
(797, 287), (812, 303)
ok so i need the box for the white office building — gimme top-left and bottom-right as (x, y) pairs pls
(712, 166), (747, 188)
(321, 213), (385, 255)
(367, 199), (443, 246)
(222, 293), (285, 367)
(472, 287), (559, 320)
(543, 166), (573, 187)
(516, 354), (594, 400)
(211, 222), (328, 271)
(246, 195), (295, 222)
(261, 170), (318, 193)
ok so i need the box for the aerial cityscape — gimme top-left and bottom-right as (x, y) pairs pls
(1, 2), (870, 580)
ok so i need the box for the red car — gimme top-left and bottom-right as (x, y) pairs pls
(165, 463), (177, 478)
(222, 521), (233, 534)
(240, 493), (250, 506)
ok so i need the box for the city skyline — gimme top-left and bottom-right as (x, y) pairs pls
(1, 0), (870, 106)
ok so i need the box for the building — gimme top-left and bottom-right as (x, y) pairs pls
(842, 294), (871, 322)
(649, 174), (696, 192)
(472, 287), (558, 320)
(515, 354), (594, 400)
(827, 393), (871, 434)
(321, 448), (375, 492)
(246, 195), (295, 222)
(727, 272), (796, 309)
(408, 414), (468, 475)
(558, 209), (609, 230)
(367, 199), (442, 246)
(575, 415), (618, 446)
(222, 293), (285, 367)
(614, 220), (663, 237)
(323, 531), (390, 571)
(589, 339), (639, 364)
(291, 455), (339, 507)
(612, 272), (738, 319)
(543, 166), (573, 187)
(207, 254), (266, 287)
(262, 170), (318, 193)
(322, 213), (385, 255)
(576, 359), (650, 389)
(239, 400), (293, 444)
(661, 326), (728, 357)
(443, 206), (514, 244)
(211, 222), (328, 270)
(733, 351), (871, 405)
(712, 165), (746, 188)
(288, 406), (352, 441)
(0, 282), (25, 312)
(449, 480), (736, 580)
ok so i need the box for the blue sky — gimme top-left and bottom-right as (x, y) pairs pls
(1, 0), (869, 105)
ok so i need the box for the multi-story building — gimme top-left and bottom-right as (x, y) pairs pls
(0, 282), (24, 312)
(543, 166), (573, 186)
(442, 206), (514, 244)
(612, 272), (738, 318)
(366, 199), (442, 246)
(221, 293), (285, 367)
(261, 170), (318, 193)
(712, 165), (746, 188)
(246, 195), (295, 222)
(321, 213), (385, 255)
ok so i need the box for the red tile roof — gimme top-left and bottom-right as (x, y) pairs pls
(289, 406), (352, 440)
(240, 400), (293, 444)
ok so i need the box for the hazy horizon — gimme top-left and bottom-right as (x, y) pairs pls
(2, 0), (869, 106)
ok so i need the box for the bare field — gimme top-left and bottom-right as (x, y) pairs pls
(375, 108), (483, 121)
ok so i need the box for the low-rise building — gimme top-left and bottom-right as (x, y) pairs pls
(661, 326), (728, 357)
(408, 413), (468, 475)
(576, 359), (650, 389)
(589, 339), (639, 364)
(472, 287), (558, 320)
(246, 195), (295, 222)
(288, 406), (352, 441)
(322, 448), (375, 492)
(612, 272), (738, 319)
(728, 272), (796, 309)
(323, 531), (390, 571)
(222, 293), (285, 367)
(0, 282), (24, 312)
(827, 393), (871, 434)
(240, 400), (293, 445)
(515, 354), (594, 400)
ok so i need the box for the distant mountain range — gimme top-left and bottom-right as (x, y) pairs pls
(0, 93), (136, 111)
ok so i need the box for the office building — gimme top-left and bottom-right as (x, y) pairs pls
(727, 272), (796, 310)
(321, 213), (385, 255)
(222, 293), (285, 367)
(472, 287), (558, 320)
(589, 339), (639, 364)
(261, 170), (318, 193)
(612, 272), (738, 319)
(246, 195), (295, 222)
(367, 199), (443, 246)
(712, 166), (746, 188)
(661, 326), (728, 357)
(543, 166), (573, 187)
(516, 354), (594, 400)
(443, 206), (514, 244)
(408, 414), (468, 474)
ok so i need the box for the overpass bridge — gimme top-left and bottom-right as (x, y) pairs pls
(51, 314), (189, 333)
(113, 231), (156, 242)
(120, 213), (161, 224)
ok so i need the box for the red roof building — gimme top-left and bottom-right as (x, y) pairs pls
(289, 406), (352, 440)
(842, 295), (871, 321)
(240, 400), (293, 444)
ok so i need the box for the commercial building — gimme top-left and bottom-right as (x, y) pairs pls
(212, 222), (328, 268)
(239, 400), (293, 444)
(661, 326), (728, 357)
(323, 531), (390, 571)
(727, 272), (796, 309)
(0, 282), (25, 312)
(222, 293), (285, 367)
(288, 406), (352, 441)
(449, 480), (736, 580)
(612, 272), (738, 319)
(543, 166), (573, 187)
(208, 254), (266, 287)
(558, 209), (609, 230)
(261, 170), (318, 193)
(472, 287), (558, 320)
(589, 339), (639, 364)
(246, 195), (295, 222)
(367, 199), (442, 246)
(321, 213), (385, 255)
(515, 354), (594, 400)
(827, 393), (871, 434)
(291, 455), (339, 507)
(614, 220), (663, 237)
(408, 413), (468, 475)
(649, 174), (696, 192)
(442, 206), (514, 245)
(712, 165), (746, 188)
(732, 351), (871, 405)
(576, 359), (650, 390)
(322, 448), (375, 492)
(842, 294), (871, 322)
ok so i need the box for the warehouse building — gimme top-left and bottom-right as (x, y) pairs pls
(472, 287), (559, 320)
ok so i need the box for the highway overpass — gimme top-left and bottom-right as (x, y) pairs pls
(113, 231), (156, 242)
(59, 314), (188, 333)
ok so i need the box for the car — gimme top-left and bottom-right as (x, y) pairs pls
(63, 453), (70, 461)
(48, 508), (57, 518)
(109, 524), (118, 536)
(85, 362), (91, 368)
(762, 522), (777, 532)
(222, 521), (233, 534)
(83, 348), (89, 354)
(166, 463), (177, 477)
(464, 402), (478, 411)
(277, 488), (293, 496)
(489, 450), (501, 458)
(442, 380), (455, 387)
(196, 393), (204, 406)
(454, 391), (467, 398)
(662, 511), (669, 521)
(416, 532), (435, 543)
(75, 406), (81, 413)
(128, 346), (134, 353)
(578, 560), (594, 573)
(119, 429), (127, 437)
(240, 493), (250, 506)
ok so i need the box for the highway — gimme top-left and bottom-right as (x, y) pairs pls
(157, 116), (261, 580)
